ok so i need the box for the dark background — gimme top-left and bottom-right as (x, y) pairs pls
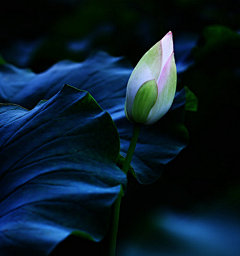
(1, 0), (240, 255)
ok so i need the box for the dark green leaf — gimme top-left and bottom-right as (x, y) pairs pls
(193, 25), (240, 65)
(0, 55), (5, 65)
(184, 86), (198, 111)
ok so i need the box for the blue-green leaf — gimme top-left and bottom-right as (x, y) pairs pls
(0, 84), (126, 256)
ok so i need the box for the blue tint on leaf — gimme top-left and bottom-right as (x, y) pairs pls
(0, 52), (131, 110)
(0, 52), (188, 184)
(0, 84), (126, 256)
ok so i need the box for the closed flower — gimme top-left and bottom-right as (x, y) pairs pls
(125, 31), (177, 125)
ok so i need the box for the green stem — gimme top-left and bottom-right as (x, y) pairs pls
(122, 123), (141, 174)
(108, 122), (141, 256)
(108, 196), (121, 256)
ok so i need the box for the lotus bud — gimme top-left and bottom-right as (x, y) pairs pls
(125, 31), (177, 125)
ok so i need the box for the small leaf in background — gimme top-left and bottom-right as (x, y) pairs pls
(193, 25), (240, 65)
(0, 55), (5, 65)
(184, 86), (198, 111)
(0, 52), (189, 184)
(0, 84), (126, 256)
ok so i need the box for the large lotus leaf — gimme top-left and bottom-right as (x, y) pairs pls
(0, 84), (126, 256)
(0, 52), (189, 184)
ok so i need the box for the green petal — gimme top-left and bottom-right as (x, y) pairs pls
(132, 79), (158, 123)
